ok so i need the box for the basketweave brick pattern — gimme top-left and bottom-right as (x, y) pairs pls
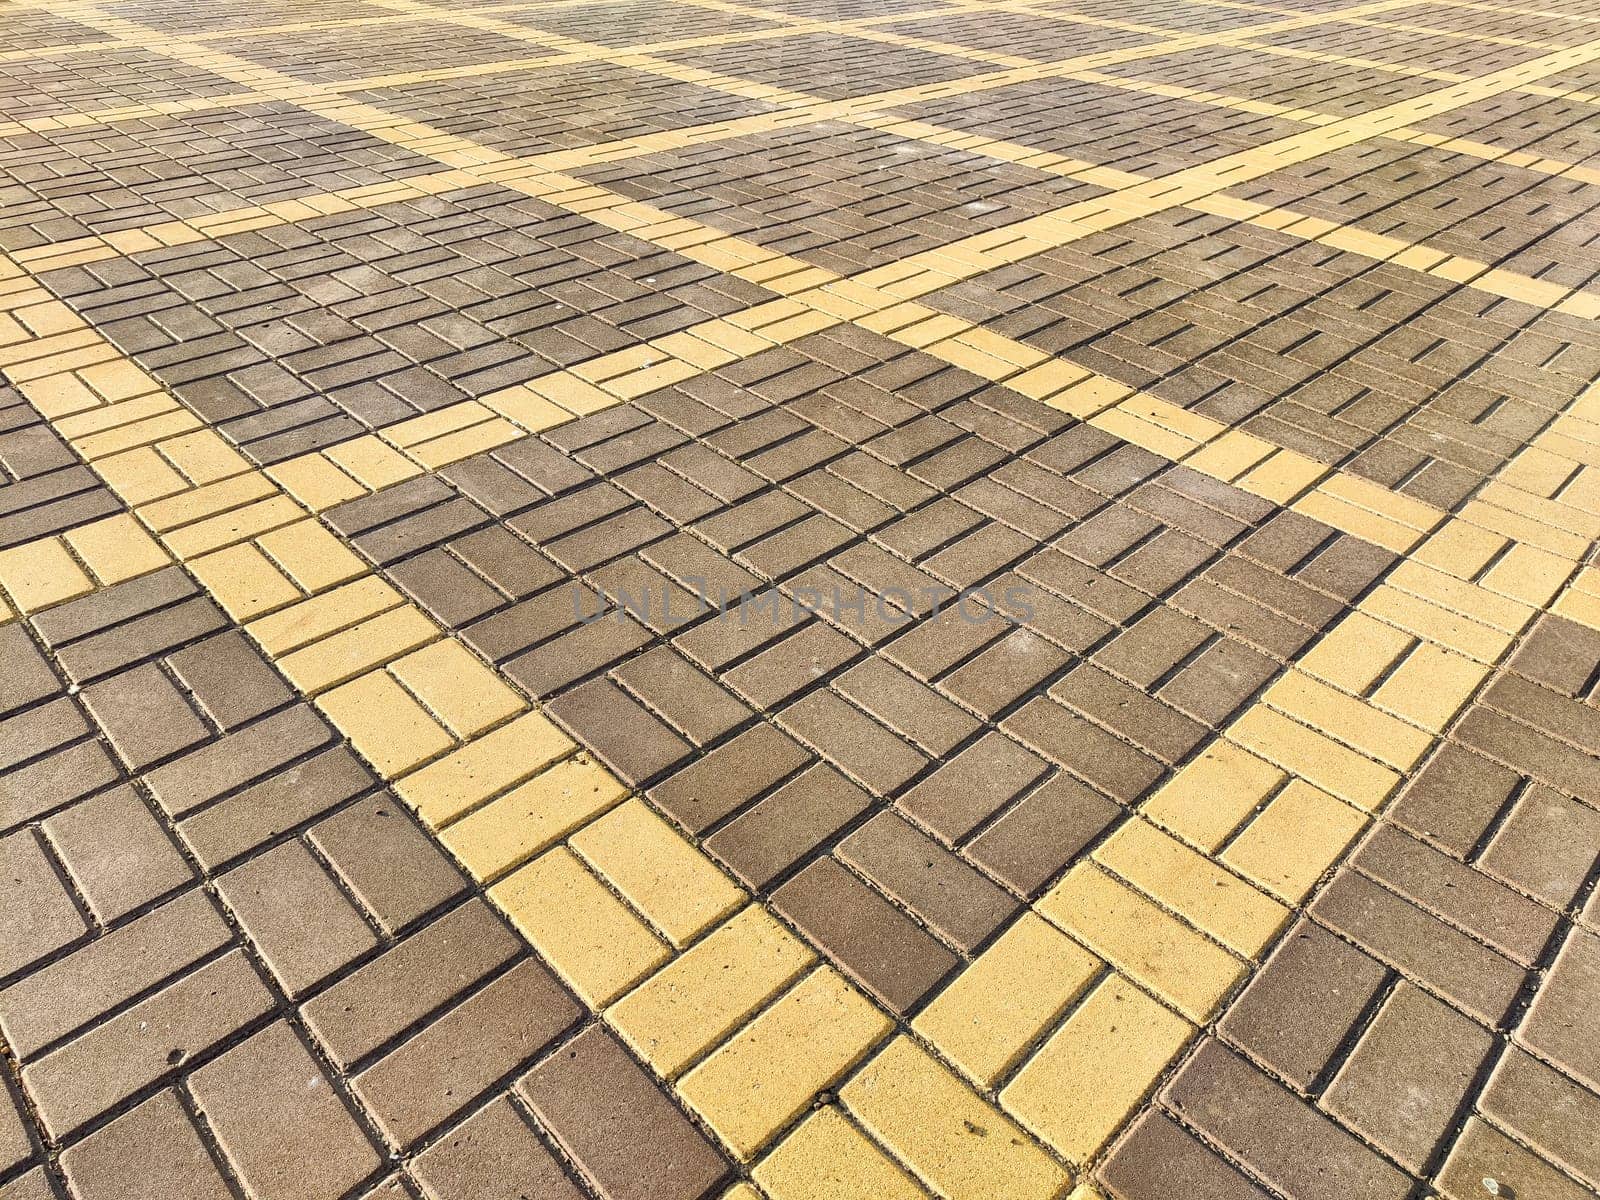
(3, 0), (1600, 1196)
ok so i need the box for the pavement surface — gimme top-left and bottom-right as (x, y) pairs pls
(1, 0), (1599, 1196)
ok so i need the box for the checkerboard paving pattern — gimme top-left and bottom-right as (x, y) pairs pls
(1, 0), (1599, 1197)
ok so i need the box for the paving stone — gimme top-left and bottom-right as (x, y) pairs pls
(772, 857), (957, 1015)
(411, 1095), (585, 1200)
(60, 1089), (234, 1200)
(517, 1025), (728, 1200)
(353, 958), (580, 1147)
(217, 839), (377, 997)
(42, 785), (193, 923)
(1163, 1040), (1414, 1200)
(190, 1020), (382, 1200)
(1220, 918), (1389, 1092)
(1322, 981), (1494, 1170)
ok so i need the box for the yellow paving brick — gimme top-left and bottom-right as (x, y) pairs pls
(396, 709), (576, 828)
(493, 846), (671, 1008)
(679, 967), (891, 1161)
(1000, 975), (1192, 1166)
(1295, 612), (1414, 695)
(1292, 489), (1423, 553)
(721, 1186), (762, 1200)
(409, 417), (523, 469)
(1480, 541), (1572, 608)
(255, 519), (368, 593)
(1388, 560), (1533, 633)
(0, 538), (94, 613)
(912, 913), (1101, 1089)
(571, 799), (745, 946)
(188, 542), (303, 621)
(1372, 643), (1488, 732)
(609, 905), (815, 1078)
(1264, 671), (1434, 770)
(440, 754), (624, 881)
(1237, 448), (1326, 503)
(1140, 740), (1284, 853)
(1094, 820), (1290, 958)
(841, 1036), (1070, 1200)
(1038, 864), (1244, 1022)
(64, 514), (168, 584)
(265, 454), (367, 511)
(161, 495), (304, 559)
(316, 669), (456, 777)
(157, 429), (251, 486)
(1363, 585), (1515, 663)
(91, 447), (188, 509)
(482, 384), (574, 431)
(324, 435), (421, 490)
(1411, 519), (1507, 582)
(755, 1107), (931, 1200)
(1227, 707), (1400, 812)
(1222, 780), (1367, 903)
(276, 604), (440, 694)
(1553, 584), (1600, 632)
(248, 576), (400, 654)
(388, 639), (523, 738)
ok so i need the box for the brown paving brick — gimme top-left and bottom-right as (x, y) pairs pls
(1518, 928), (1600, 1094)
(1002, 696), (1163, 804)
(773, 856), (957, 1015)
(179, 745), (374, 871)
(0, 1081), (30, 1178)
(0, 625), (58, 719)
(1436, 1117), (1595, 1200)
(42, 785), (192, 923)
(649, 723), (813, 836)
(24, 948), (274, 1136)
(1389, 743), (1521, 858)
(611, 646), (752, 747)
(777, 690), (928, 797)
(59, 1089), (234, 1200)
(144, 704), (334, 818)
(897, 731), (1051, 845)
(191, 1020), (382, 1200)
(1353, 825), (1559, 966)
(411, 1095), (584, 1200)
(0, 697), (91, 776)
(1220, 919), (1389, 1092)
(1509, 613), (1600, 699)
(0, 1169), (51, 1200)
(1323, 981), (1493, 1171)
(353, 958), (579, 1147)
(838, 812), (1018, 952)
(1310, 871), (1526, 1027)
(1102, 1109), (1272, 1200)
(547, 678), (692, 786)
(0, 828), (86, 980)
(217, 840), (377, 998)
(0, 888), (229, 1058)
(518, 1025), (728, 1200)
(309, 794), (466, 935)
(1480, 784), (1600, 910)
(965, 773), (1121, 897)
(1, 733), (121, 833)
(303, 900), (521, 1071)
(1479, 1047), (1600, 1190)
(1051, 664), (1208, 765)
(1457, 708), (1599, 803)
(705, 763), (872, 892)
(835, 657), (981, 757)
(720, 620), (859, 710)
(165, 630), (294, 730)
(940, 627), (1072, 719)
(1163, 1039), (1413, 1200)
